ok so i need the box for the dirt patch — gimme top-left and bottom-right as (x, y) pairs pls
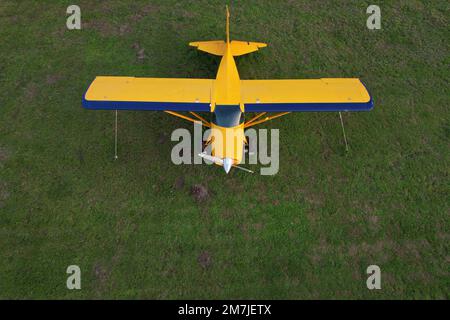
(157, 132), (168, 144)
(130, 4), (160, 22)
(348, 244), (359, 257)
(351, 269), (363, 281)
(111, 246), (124, 266)
(24, 83), (38, 101)
(198, 251), (212, 269)
(308, 238), (330, 265)
(309, 252), (321, 265)
(191, 184), (209, 202)
(93, 263), (110, 287)
(84, 20), (116, 37)
(402, 240), (426, 260)
(181, 10), (196, 19)
(7, 15), (19, 23)
(173, 176), (185, 190)
(142, 4), (160, 15)
(0, 147), (10, 163)
(313, 238), (331, 255)
(137, 48), (146, 61)
(349, 225), (363, 239)
(355, 239), (431, 285)
(304, 193), (324, 206)
(436, 232), (449, 240)
(130, 13), (144, 22)
(119, 24), (132, 36)
(221, 209), (233, 219)
(132, 43), (146, 62)
(46, 74), (63, 85)
(305, 209), (318, 224)
(296, 187), (324, 207)
(0, 181), (10, 208)
(254, 222), (264, 231)
(77, 147), (84, 165)
(342, 240), (393, 263)
(343, 239), (432, 264)
(239, 223), (250, 240)
(288, 229), (296, 239)
(224, 178), (245, 194)
(368, 215), (379, 231)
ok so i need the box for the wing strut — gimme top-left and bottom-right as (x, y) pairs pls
(189, 112), (210, 126)
(164, 111), (210, 127)
(114, 110), (118, 160)
(339, 112), (349, 152)
(246, 112), (267, 126)
(244, 112), (291, 128)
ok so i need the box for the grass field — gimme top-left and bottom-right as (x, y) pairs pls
(0, 0), (448, 299)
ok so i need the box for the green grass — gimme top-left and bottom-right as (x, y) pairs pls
(0, 0), (448, 299)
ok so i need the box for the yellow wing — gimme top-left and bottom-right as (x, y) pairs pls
(241, 78), (373, 112)
(83, 76), (213, 111)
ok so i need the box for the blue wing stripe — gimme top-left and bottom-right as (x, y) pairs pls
(245, 99), (373, 112)
(82, 96), (211, 112)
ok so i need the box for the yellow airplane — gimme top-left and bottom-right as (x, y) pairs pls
(83, 6), (373, 174)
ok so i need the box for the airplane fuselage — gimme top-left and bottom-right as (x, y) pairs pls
(209, 43), (246, 169)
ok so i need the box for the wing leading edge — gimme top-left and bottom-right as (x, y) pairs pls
(242, 78), (373, 112)
(82, 76), (213, 111)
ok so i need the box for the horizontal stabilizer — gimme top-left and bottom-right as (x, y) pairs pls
(189, 40), (267, 56)
(189, 41), (226, 56)
(230, 40), (267, 56)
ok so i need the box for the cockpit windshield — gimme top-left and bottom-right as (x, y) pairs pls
(212, 105), (244, 127)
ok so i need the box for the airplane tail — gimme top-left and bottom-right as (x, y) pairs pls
(226, 5), (230, 44)
(189, 6), (267, 57)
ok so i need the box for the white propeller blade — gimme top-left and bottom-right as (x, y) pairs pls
(232, 165), (254, 173)
(198, 153), (254, 174)
(198, 153), (223, 165)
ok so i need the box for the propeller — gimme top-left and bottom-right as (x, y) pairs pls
(232, 164), (254, 173)
(198, 153), (254, 174)
(198, 153), (223, 165)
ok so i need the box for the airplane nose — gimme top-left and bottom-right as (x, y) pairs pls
(223, 157), (233, 174)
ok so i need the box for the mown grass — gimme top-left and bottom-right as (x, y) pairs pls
(0, 0), (448, 299)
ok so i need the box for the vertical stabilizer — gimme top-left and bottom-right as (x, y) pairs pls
(189, 6), (267, 57)
(226, 5), (230, 43)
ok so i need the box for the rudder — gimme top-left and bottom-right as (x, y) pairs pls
(189, 6), (267, 57)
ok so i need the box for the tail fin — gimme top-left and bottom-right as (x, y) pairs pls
(189, 5), (267, 56)
(226, 5), (230, 43)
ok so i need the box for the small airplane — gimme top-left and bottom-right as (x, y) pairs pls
(82, 6), (373, 174)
